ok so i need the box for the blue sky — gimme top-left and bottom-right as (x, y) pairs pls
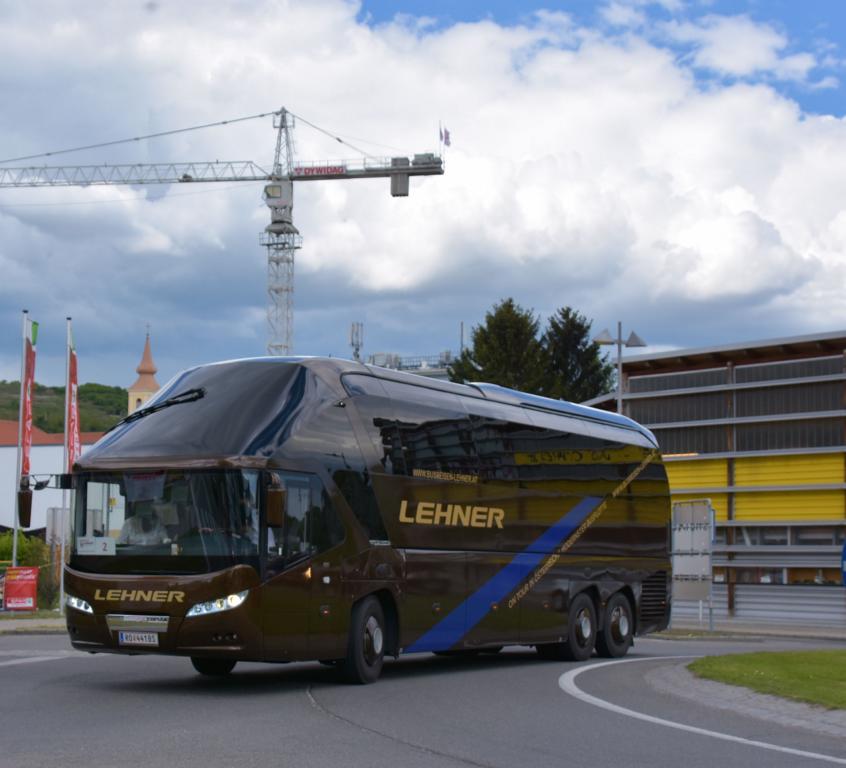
(359, 0), (846, 115)
(2, 0), (846, 391)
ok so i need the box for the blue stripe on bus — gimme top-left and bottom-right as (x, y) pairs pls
(406, 495), (602, 653)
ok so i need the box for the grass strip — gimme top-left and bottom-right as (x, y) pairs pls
(689, 651), (846, 710)
(0, 609), (62, 621)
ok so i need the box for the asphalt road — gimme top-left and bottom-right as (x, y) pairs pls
(1, 633), (844, 768)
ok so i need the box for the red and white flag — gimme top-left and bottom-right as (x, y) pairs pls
(66, 320), (81, 470)
(20, 316), (38, 479)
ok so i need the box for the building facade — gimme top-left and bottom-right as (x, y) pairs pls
(586, 331), (846, 616)
(0, 421), (102, 531)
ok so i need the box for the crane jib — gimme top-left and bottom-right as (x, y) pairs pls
(0, 108), (445, 357)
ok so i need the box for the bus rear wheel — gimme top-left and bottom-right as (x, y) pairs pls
(596, 592), (633, 658)
(562, 593), (597, 661)
(342, 596), (385, 684)
(190, 657), (237, 676)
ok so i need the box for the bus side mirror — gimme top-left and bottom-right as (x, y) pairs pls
(17, 489), (32, 528)
(57, 473), (73, 490)
(266, 488), (286, 528)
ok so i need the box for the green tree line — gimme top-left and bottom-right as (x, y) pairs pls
(0, 381), (127, 433)
(448, 298), (614, 402)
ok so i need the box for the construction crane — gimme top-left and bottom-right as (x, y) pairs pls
(0, 107), (444, 354)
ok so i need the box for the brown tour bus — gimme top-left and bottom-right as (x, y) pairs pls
(63, 357), (671, 683)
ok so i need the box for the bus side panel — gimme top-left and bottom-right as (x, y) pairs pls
(515, 560), (571, 646)
(399, 549), (466, 652)
(463, 551), (525, 648)
(259, 560), (312, 661)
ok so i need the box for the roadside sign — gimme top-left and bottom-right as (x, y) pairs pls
(671, 500), (714, 601)
(3, 566), (39, 611)
(671, 499), (715, 630)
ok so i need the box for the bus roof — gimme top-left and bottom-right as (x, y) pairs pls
(355, 360), (656, 445)
(149, 357), (656, 448)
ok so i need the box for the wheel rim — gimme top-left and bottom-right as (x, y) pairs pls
(610, 605), (630, 644)
(363, 615), (384, 666)
(574, 608), (592, 646)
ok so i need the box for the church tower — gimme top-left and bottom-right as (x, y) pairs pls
(128, 332), (161, 413)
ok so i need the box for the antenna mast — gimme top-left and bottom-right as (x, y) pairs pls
(350, 321), (364, 362)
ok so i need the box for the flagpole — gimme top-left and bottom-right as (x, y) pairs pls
(13, 309), (28, 568)
(60, 317), (71, 615)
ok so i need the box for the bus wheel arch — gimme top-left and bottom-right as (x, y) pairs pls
(342, 594), (388, 684)
(535, 589), (598, 662)
(371, 589), (400, 658)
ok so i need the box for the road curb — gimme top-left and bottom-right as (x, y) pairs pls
(647, 657), (846, 739)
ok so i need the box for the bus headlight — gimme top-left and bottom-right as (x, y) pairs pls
(66, 594), (94, 614)
(185, 590), (248, 618)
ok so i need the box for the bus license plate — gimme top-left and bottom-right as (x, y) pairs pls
(118, 631), (159, 647)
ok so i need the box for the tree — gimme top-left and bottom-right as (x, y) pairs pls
(0, 531), (58, 609)
(540, 307), (614, 402)
(448, 298), (545, 392)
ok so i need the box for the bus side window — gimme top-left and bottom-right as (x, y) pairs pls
(266, 473), (344, 562)
(377, 380), (479, 478)
(305, 478), (345, 553)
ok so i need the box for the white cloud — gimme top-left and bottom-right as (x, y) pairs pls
(0, 1), (845, 386)
(663, 14), (817, 81)
(601, 3), (647, 28)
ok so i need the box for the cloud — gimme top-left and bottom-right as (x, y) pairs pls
(601, 3), (648, 29)
(663, 14), (817, 81)
(0, 1), (845, 388)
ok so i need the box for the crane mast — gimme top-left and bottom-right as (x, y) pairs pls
(0, 107), (444, 354)
(264, 109), (299, 355)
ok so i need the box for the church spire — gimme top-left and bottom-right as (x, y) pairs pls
(128, 330), (161, 413)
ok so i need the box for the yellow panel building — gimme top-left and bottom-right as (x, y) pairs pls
(585, 330), (846, 602)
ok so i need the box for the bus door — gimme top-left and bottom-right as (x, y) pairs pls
(261, 472), (346, 661)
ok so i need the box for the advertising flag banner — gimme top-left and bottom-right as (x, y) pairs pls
(66, 325), (81, 470)
(3, 567), (39, 610)
(20, 318), (38, 478)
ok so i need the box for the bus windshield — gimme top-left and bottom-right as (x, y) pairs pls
(71, 470), (260, 575)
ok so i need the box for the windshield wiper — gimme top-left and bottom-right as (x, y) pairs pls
(105, 387), (205, 433)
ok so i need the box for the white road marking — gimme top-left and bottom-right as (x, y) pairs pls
(0, 655), (69, 667)
(559, 655), (846, 766)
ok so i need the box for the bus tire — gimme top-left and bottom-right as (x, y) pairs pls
(342, 596), (385, 684)
(561, 592), (597, 661)
(596, 592), (633, 658)
(191, 657), (236, 676)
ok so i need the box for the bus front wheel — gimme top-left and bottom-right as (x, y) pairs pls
(342, 596), (385, 684)
(190, 657), (237, 676)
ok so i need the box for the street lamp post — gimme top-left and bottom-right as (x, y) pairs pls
(594, 321), (647, 414)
